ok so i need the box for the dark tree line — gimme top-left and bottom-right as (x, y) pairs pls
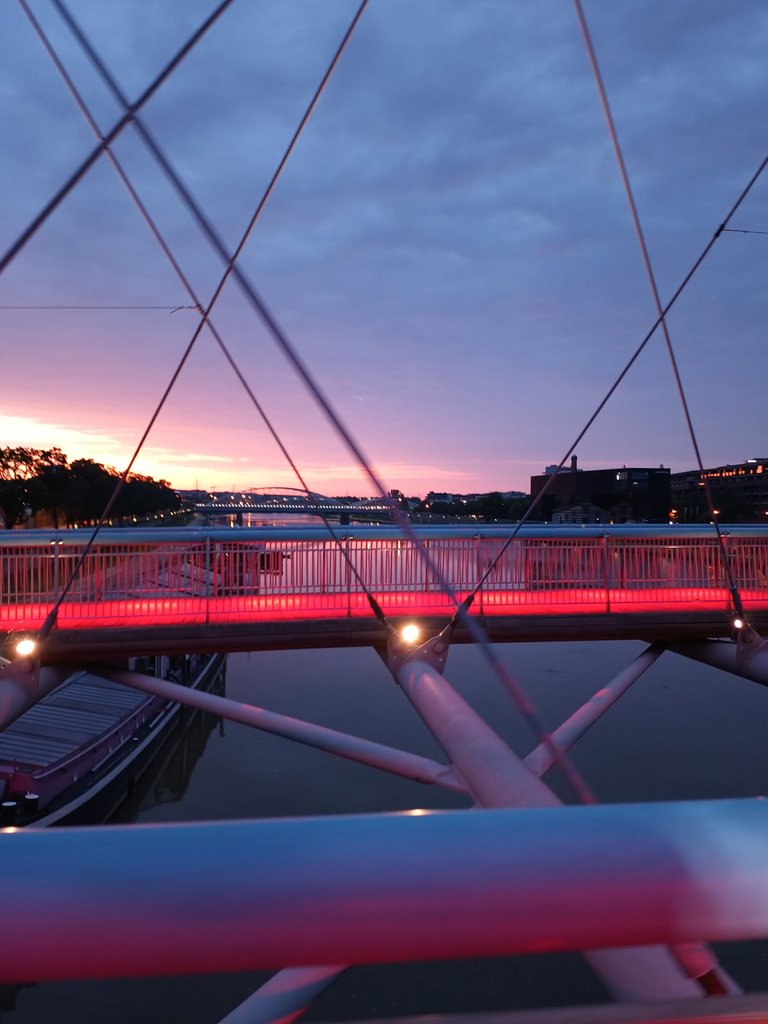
(425, 492), (531, 522)
(0, 447), (181, 528)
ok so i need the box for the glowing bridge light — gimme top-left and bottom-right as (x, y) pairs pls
(15, 638), (37, 657)
(733, 617), (745, 631)
(401, 623), (420, 644)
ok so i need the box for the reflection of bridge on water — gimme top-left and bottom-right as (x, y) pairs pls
(196, 487), (395, 524)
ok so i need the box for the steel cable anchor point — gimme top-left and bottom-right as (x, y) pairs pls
(735, 618), (767, 667)
(386, 621), (455, 676)
(386, 592), (479, 674)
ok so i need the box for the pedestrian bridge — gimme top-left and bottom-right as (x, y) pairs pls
(2, 525), (767, 660)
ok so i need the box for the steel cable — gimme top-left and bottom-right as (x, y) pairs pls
(467, 9), (768, 616)
(0, 305), (198, 310)
(51, 0), (596, 804)
(21, 0), (379, 629)
(466, 149), (768, 607)
(574, 0), (746, 619)
(574, 0), (746, 995)
(0, 0), (235, 277)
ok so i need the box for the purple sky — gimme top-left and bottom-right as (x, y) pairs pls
(1, 1), (766, 496)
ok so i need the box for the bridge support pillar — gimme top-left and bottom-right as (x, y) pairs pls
(392, 652), (727, 1000)
(395, 655), (559, 808)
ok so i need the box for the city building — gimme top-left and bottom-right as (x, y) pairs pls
(670, 458), (768, 522)
(530, 457), (671, 523)
(425, 492), (455, 507)
(543, 457), (582, 477)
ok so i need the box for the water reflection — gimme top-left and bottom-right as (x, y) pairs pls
(209, 512), (351, 528)
(110, 670), (226, 824)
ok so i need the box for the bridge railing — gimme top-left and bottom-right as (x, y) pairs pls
(1, 527), (767, 624)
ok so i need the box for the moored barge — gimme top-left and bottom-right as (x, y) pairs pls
(0, 653), (225, 827)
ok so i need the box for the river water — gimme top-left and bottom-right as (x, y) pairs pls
(6, 520), (768, 1020)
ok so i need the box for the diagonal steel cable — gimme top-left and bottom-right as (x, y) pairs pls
(574, 0), (746, 619)
(465, 10), (768, 614)
(0, 0), (234, 276)
(50, 0), (399, 516)
(465, 145), (768, 608)
(0, 304), (198, 310)
(52, 0), (596, 803)
(572, 2), (747, 995)
(22, 0), (380, 630)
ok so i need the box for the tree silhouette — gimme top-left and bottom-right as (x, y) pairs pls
(0, 447), (180, 528)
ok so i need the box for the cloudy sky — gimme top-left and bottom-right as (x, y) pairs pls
(0, 1), (766, 496)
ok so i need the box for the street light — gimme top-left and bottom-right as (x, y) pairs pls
(401, 623), (421, 645)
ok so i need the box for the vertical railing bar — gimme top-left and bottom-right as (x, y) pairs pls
(602, 532), (611, 612)
(345, 535), (351, 617)
(52, 541), (60, 602)
(204, 536), (211, 624)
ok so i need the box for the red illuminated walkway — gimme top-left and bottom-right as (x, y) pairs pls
(2, 525), (767, 658)
(2, 586), (766, 630)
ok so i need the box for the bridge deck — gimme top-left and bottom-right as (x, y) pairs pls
(2, 526), (766, 657)
(1, 587), (763, 659)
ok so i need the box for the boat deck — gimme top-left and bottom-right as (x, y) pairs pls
(0, 673), (151, 770)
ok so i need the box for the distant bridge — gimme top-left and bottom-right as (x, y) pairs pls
(195, 490), (395, 523)
(1, 525), (766, 661)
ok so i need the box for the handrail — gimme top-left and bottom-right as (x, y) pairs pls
(3, 800), (768, 981)
(2, 527), (767, 629)
(0, 524), (767, 547)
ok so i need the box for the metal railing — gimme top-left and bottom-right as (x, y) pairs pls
(1, 525), (767, 624)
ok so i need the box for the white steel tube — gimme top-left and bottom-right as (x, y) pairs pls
(100, 667), (468, 794)
(218, 965), (345, 1024)
(4, 800), (768, 982)
(394, 657), (709, 999)
(524, 644), (663, 776)
(668, 639), (768, 685)
(395, 658), (559, 808)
